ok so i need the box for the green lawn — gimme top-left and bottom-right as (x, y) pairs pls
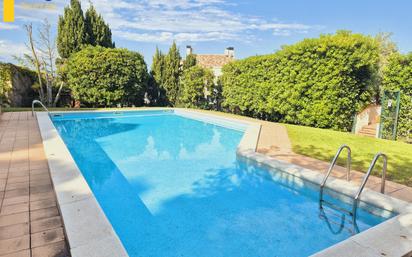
(285, 124), (412, 186)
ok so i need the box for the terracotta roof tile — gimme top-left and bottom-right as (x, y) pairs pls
(196, 54), (234, 68)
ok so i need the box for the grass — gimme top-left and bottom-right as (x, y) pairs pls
(285, 124), (412, 186)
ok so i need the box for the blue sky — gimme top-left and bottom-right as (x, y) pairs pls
(0, 0), (411, 67)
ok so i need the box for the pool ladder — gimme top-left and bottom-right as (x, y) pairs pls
(319, 145), (387, 232)
(32, 100), (49, 116)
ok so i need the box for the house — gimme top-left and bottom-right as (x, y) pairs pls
(185, 46), (235, 76)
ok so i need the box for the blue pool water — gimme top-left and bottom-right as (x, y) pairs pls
(52, 111), (392, 257)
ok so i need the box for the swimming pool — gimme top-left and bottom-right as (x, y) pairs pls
(49, 110), (394, 257)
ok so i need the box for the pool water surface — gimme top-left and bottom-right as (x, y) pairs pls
(52, 111), (392, 257)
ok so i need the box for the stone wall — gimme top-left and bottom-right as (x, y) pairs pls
(0, 63), (37, 107)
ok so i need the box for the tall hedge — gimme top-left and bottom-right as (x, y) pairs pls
(66, 46), (148, 107)
(382, 53), (412, 141)
(221, 31), (380, 131)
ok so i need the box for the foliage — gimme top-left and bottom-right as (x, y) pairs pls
(382, 53), (412, 141)
(182, 54), (197, 70)
(163, 42), (181, 106)
(57, 0), (113, 59)
(0, 63), (12, 105)
(147, 47), (166, 106)
(179, 66), (214, 108)
(370, 33), (398, 103)
(57, 0), (88, 59)
(0, 63), (38, 107)
(85, 4), (114, 48)
(286, 123), (412, 186)
(20, 21), (64, 107)
(66, 46), (148, 107)
(221, 31), (380, 131)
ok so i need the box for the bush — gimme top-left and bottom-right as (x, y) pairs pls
(66, 46), (148, 107)
(382, 53), (412, 141)
(221, 31), (380, 131)
(179, 66), (214, 108)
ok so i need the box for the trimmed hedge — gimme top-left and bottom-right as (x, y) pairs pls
(382, 53), (412, 141)
(66, 46), (148, 107)
(221, 31), (380, 131)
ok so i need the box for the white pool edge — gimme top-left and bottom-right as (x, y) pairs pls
(37, 112), (129, 257)
(37, 109), (412, 257)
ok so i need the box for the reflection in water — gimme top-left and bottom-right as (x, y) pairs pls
(319, 207), (359, 235)
(105, 127), (236, 213)
(52, 113), (392, 257)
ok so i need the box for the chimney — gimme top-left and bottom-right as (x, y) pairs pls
(186, 45), (193, 56)
(225, 47), (235, 58)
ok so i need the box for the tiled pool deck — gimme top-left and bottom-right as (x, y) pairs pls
(0, 112), (69, 257)
(0, 110), (411, 257)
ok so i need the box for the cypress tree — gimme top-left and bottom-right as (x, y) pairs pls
(85, 5), (114, 48)
(147, 47), (166, 105)
(57, 0), (88, 58)
(183, 54), (197, 70)
(163, 42), (181, 106)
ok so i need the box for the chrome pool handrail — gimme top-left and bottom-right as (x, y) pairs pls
(352, 153), (387, 220)
(31, 100), (49, 116)
(319, 144), (351, 208)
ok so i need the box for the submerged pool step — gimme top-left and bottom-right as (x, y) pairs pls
(320, 199), (353, 216)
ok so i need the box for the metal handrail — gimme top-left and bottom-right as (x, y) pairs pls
(319, 145), (351, 207)
(31, 100), (49, 116)
(352, 153), (387, 220)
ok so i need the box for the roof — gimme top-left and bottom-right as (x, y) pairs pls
(195, 54), (234, 69)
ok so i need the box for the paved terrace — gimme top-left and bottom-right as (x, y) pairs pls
(0, 112), (69, 257)
(0, 110), (411, 257)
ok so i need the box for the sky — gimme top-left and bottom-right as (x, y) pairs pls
(0, 0), (411, 67)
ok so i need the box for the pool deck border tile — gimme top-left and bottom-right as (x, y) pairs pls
(36, 112), (128, 257)
(36, 109), (412, 257)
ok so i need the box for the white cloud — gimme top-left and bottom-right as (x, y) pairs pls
(88, 0), (320, 43)
(0, 22), (20, 30)
(0, 40), (28, 63)
(114, 30), (240, 43)
(11, 0), (321, 44)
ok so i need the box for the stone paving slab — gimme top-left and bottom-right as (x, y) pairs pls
(0, 112), (69, 257)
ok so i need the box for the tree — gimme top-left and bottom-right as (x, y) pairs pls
(371, 33), (398, 103)
(179, 66), (214, 108)
(163, 42), (181, 106)
(17, 21), (63, 106)
(57, 0), (88, 59)
(182, 54), (196, 70)
(66, 46), (148, 107)
(85, 4), (114, 48)
(382, 53), (412, 141)
(147, 47), (165, 105)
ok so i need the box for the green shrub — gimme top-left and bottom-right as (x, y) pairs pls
(0, 63), (12, 105)
(221, 31), (380, 131)
(66, 46), (148, 107)
(179, 66), (214, 108)
(382, 53), (412, 141)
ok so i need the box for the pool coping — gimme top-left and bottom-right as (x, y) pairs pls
(36, 109), (412, 257)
